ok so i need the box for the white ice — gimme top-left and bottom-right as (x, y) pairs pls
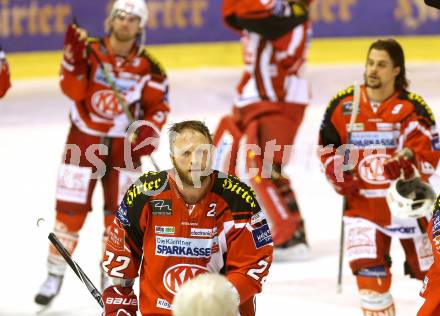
(1, 63), (440, 315)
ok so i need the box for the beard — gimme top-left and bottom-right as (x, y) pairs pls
(173, 163), (211, 188)
(364, 73), (382, 89)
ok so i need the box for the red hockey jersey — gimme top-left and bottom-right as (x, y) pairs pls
(60, 37), (169, 137)
(0, 59), (11, 98)
(235, 21), (311, 107)
(102, 170), (273, 315)
(319, 85), (437, 226)
(418, 196), (440, 316)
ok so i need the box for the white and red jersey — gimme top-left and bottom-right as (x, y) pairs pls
(418, 196), (440, 316)
(415, 149), (440, 176)
(103, 170), (273, 315)
(60, 37), (169, 137)
(235, 21), (312, 108)
(222, 0), (276, 21)
(319, 85), (437, 226)
(0, 52), (11, 98)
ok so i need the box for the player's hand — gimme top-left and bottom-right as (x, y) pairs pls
(102, 285), (138, 316)
(63, 23), (88, 73)
(384, 148), (415, 180)
(131, 122), (160, 160)
(325, 156), (360, 197)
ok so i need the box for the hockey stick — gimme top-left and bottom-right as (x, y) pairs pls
(48, 233), (104, 308)
(88, 49), (160, 171)
(336, 81), (361, 293)
(87, 46), (160, 171)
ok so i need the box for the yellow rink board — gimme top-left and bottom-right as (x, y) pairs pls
(8, 35), (440, 80)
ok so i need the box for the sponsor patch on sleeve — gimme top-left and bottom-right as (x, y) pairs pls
(433, 211), (440, 238)
(432, 134), (440, 150)
(116, 201), (131, 227)
(251, 224), (273, 249)
(108, 221), (126, 252)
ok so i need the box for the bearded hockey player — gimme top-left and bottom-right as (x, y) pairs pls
(35, 0), (169, 306)
(319, 38), (437, 316)
(101, 120), (273, 316)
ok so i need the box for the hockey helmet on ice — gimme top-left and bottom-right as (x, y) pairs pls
(386, 173), (435, 219)
(111, 0), (149, 28)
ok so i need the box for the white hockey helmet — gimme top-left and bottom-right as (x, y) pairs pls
(172, 273), (239, 316)
(111, 0), (149, 28)
(386, 175), (436, 219)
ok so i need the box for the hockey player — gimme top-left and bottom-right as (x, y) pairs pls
(319, 38), (437, 316)
(418, 195), (440, 316)
(213, 0), (312, 260)
(0, 46), (11, 98)
(35, 0), (169, 306)
(101, 120), (273, 316)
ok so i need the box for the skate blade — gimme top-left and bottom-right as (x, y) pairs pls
(35, 304), (51, 315)
(273, 243), (310, 262)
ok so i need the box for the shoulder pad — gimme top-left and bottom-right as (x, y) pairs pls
(124, 171), (168, 207)
(213, 174), (260, 218)
(328, 85), (354, 106)
(405, 91), (436, 125)
(323, 85), (354, 117)
(139, 47), (166, 77)
(433, 195), (440, 217)
(86, 37), (100, 45)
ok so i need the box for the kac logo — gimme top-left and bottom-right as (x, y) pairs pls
(90, 90), (124, 119)
(358, 154), (390, 184)
(163, 264), (208, 294)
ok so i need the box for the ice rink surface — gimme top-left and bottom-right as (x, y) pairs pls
(1, 63), (440, 315)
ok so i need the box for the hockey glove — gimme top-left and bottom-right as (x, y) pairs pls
(131, 122), (160, 160)
(273, 0), (309, 19)
(62, 23), (88, 74)
(383, 148), (415, 180)
(102, 285), (138, 316)
(325, 156), (360, 197)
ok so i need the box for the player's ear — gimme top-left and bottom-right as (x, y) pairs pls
(393, 66), (401, 77)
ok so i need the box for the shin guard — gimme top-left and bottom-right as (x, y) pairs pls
(47, 211), (87, 275)
(240, 122), (301, 246)
(356, 267), (395, 316)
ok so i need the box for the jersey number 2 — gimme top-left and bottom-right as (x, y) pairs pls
(207, 203), (216, 217)
(247, 259), (269, 285)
